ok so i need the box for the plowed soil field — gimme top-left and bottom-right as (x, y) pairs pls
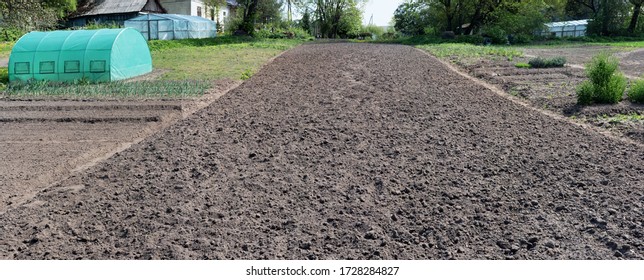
(0, 43), (642, 260)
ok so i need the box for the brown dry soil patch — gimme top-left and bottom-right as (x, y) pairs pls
(0, 80), (240, 214)
(0, 43), (643, 260)
(463, 47), (644, 144)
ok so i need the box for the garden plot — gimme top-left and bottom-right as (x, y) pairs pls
(459, 46), (644, 144)
(0, 43), (641, 260)
(0, 80), (239, 214)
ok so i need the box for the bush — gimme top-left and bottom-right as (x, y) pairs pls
(528, 56), (566, 68)
(628, 79), (644, 103)
(515, 62), (531, 68)
(482, 26), (507, 45)
(0, 67), (8, 91)
(253, 27), (312, 40)
(0, 27), (25, 41)
(577, 53), (627, 105)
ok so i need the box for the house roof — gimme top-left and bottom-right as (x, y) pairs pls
(71, 0), (164, 18)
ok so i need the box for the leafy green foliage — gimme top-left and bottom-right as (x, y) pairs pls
(528, 56), (566, 68)
(577, 53), (627, 105)
(515, 62), (531, 68)
(393, 1), (430, 35)
(82, 21), (123, 30)
(628, 78), (644, 103)
(254, 27), (312, 39)
(0, 67), (8, 91)
(240, 69), (253, 80)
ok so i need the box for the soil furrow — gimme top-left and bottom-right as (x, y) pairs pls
(0, 43), (642, 260)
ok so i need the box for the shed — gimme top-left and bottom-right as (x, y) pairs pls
(68, 0), (167, 27)
(541, 20), (589, 38)
(124, 14), (216, 40)
(9, 28), (152, 82)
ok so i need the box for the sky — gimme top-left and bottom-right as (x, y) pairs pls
(362, 0), (406, 27)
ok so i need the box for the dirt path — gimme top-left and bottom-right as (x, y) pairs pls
(0, 43), (642, 260)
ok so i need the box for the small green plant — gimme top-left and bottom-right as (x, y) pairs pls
(628, 78), (644, 103)
(528, 56), (566, 68)
(515, 62), (531, 68)
(240, 69), (253, 80)
(576, 53), (626, 105)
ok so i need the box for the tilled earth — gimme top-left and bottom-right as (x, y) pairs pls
(0, 43), (643, 260)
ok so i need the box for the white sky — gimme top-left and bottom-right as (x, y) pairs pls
(362, 0), (405, 26)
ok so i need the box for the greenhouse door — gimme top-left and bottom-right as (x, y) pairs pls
(148, 20), (159, 40)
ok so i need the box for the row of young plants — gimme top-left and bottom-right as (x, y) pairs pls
(577, 53), (644, 105)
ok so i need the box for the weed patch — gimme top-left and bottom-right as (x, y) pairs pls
(528, 56), (566, 68)
(417, 43), (523, 60)
(3, 80), (209, 99)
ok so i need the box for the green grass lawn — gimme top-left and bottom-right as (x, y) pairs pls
(150, 37), (306, 81)
(416, 43), (523, 60)
(1, 36), (307, 98)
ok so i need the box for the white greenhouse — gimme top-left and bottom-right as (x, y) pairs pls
(124, 14), (216, 40)
(541, 20), (589, 38)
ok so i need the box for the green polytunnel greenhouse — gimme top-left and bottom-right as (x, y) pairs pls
(9, 28), (152, 83)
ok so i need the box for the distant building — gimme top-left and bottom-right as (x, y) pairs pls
(159, 0), (238, 32)
(541, 20), (589, 38)
(68, 0), (167, 27)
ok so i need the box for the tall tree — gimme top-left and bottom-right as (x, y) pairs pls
(628, 0), (644, 33)
(237, 0), (260, 34)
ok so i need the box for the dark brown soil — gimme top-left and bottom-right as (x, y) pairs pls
(0, 43), (642, 260)
(462, 52), (644, 144)
(0, 80), (239, 214)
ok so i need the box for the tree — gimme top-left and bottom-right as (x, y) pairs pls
(256, 0), (283, 24)
(301, 8), (311, 33)
(586, 0), (629, 36)
(0, 0), (61, 40)
(393, 1), (431, 35)
(628, 0), (644, 33)
(237, 0), (260, 34)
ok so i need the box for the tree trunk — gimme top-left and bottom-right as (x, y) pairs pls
(241, 0), (258, 35)
(628, 3), (642, 34)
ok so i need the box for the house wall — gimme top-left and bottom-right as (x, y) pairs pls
(159, 0), (234, 32)
(158, 0), (191, 15)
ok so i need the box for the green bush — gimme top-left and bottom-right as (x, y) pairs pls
(577, 53), (627, 105)
(528, 56), (566, 68)
(628, 79), (644, 103)
(482, 26), (507, 45)
(253, 27), (312, 40)
(0, 27), (25, 41)
(0, 67), (8, 91)
(515, 62), (531, 68)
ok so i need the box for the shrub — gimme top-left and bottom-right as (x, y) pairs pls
(515, 62), (531, 68)
(0, 67), (8, 91)
(528, 56), (566, 68)
(628, 79), (644, 103)
(482, 26), (507, 45)
(576, 53), (627, 105)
